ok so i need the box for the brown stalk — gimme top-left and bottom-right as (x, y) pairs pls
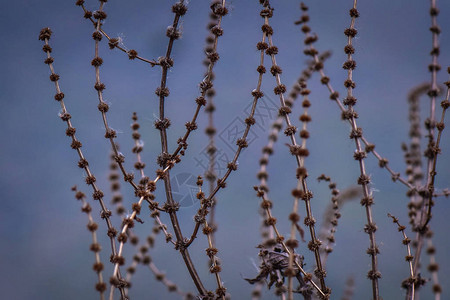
(255, 55), (328, 299)
(341, 2), (380, 298)
(387, 214), (415, 300)
(152, 1), (230, 296)
(420, 74), (449, 230)
(426, 236), (442, 300)
(317, 175), (342, 267)
(414, 0), (442, 232)
(204, 2), (220, 248)
(79, 0), (206, 296)
(72, 186), (106, 300)
(404, 83), (430, 228)
(167, 1), (228, 163)
(412, 74), (449, 299)
(184, 2), (271, 247)
(341, 276), (355, 300)
(257, 52), (331, 193)
(262, 2), (328, 294)
(299, 14), (414, 192)
(411, 0), (445, 295)
(197, 179), (226, 299)
(77, 2), (158, 66)
(299, 2), (383, 297)
(121, 114), (181, 294)
(39, 28), (128, 299)
(127, 223), (188, 298)
(287, 181), (302, 300)
(287, 77), (313, 300)
(87, 3), (142, 299)
(130, 113), (175, 245)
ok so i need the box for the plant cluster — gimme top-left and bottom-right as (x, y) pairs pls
(39, 0), (449, 299)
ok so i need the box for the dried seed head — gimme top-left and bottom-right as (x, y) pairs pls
(128, 49), (138, 60)
(39, 27), (52, 41)
(172, 2), (188, 15)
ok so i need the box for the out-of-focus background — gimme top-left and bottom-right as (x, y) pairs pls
(1, 0), (450, 299)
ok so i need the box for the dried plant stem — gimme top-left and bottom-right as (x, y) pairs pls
(126, 225), (187, 298)
(152, 2), (230, 296)
(39, 28), (127, 299)
(108, 152), (137, 295)
(105, 133), (178, 291)
(387, 214), (415, 300)
(426, 237), (442, 300)
(256, 68), (316, 298)
(123, 233), (138, 288)
(253, 199), (277, 299)
(341, 276), (355, 300)
(83, 2), (157, 229)
(342, 2), (380, 298)
(255, 58), (331, 298)
(264, 2), (327, 293)
(168, 1), (227, 161)
(185, 4), (272, 247)
(426, 0), (440, 154)
(417, 0), (442, 231)
(82, 0), (207, 295)
(188, 177), (226, 298)
(287, 180), (301, 300)
(109, 153), (127, 217)
(84, 0), (180, 213)
(257, 51), (330, 193)
(251, 283), (264, 300)
(257, 117), (283, 194)
(111, 168), (171, 282)
(361, 135), (415, 189)
(72, 187), (106, 300)
(404, 83), (430, 228)
(433, 189), (450, 197)
(420, 75), (449, 299)
(421, 74), (449, 229)
(203, 4), (220, 244)
(130, 113), (146, 180)
(156, 0), (186, 158)
(123, 114), (182, 294)
(299, 2), (382, 297)
(86, 3), (147, 298)
(146, 258), (188, 297)
(40, 65), (182, 295)
(317, 175), (344, 267)
(203, 218), (226, 299)
(299, 15), (413, 191)
(287, 77), (313, 300)
(410, 74), (449, 298)
(77, 2), (157, 66)
(130, 113), (176, 245)
(410, 2), (444, 293)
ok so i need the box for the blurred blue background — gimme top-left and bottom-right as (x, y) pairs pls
(1, 0), (450, 299)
